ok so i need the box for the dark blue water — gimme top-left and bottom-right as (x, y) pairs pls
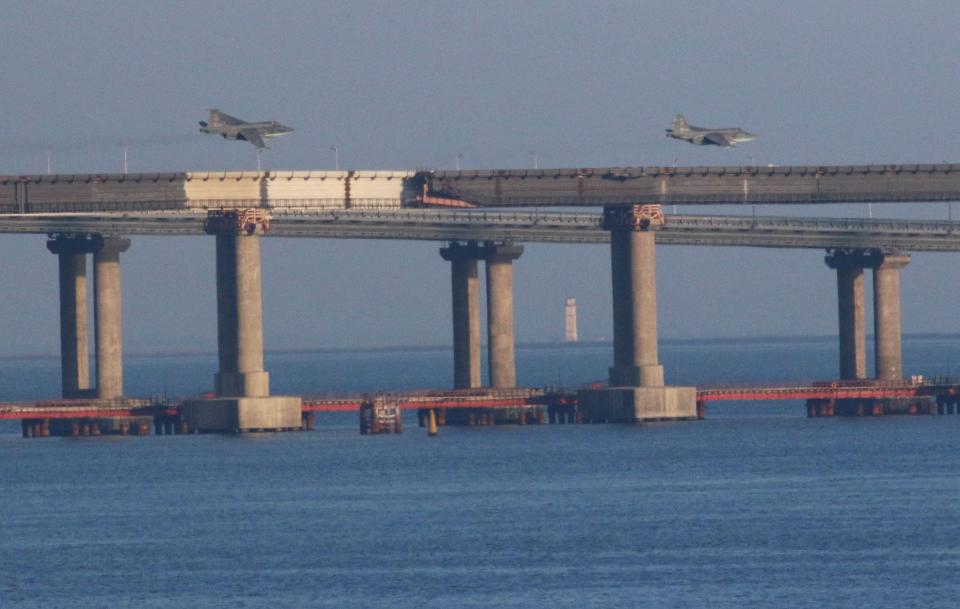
(2, 337), (960, 608)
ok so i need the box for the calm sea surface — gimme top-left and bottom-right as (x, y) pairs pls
(2, 337), (959, 608)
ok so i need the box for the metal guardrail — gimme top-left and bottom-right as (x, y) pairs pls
(0, 396), (166, 416)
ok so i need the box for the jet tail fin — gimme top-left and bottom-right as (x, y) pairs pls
(674, 114), (689, 130)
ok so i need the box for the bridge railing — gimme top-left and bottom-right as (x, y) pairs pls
(0, 396), (169, 416)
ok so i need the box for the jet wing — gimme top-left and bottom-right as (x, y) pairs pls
(702, 132), (734, 147)
(210, 109), (244, 126)
(239, 128), (267, 149)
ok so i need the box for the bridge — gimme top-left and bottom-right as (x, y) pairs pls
(4, 163), (960, 434)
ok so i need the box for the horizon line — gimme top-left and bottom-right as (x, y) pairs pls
(2, 332), (960, 362)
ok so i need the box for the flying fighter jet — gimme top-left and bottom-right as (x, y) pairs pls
(665, 114), (756, 147)
(198, 109), (294, 149)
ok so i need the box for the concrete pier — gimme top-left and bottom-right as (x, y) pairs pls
(214, 231), (270, 397)
(608, 226), (664, 387)
(579, 205), (696, 422)
(182, 211), (301, 433)
(874, 252), (910, 381)
(485, 242), (523, 388)
(825, 249), (880, 380)
(93, 236), (130, 399)
(440, 241), (483, 389)
(47, 235), (97, 398)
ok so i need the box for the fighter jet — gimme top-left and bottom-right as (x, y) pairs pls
(198, 109), (294, 149)
(665, 114), (756, 147)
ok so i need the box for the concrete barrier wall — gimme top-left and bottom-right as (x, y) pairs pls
(4, 164), (960, 211)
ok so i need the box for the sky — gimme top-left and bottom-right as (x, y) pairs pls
(2, 0), (960, 356)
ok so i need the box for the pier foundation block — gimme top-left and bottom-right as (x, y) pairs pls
(578, 386), (697, 423)
(181, 396), (302, 433)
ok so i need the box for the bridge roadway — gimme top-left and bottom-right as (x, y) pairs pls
(5, 164), (960, 213)
(4, 209), (960, 250)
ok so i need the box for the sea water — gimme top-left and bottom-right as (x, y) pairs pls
(1, 337), (959, 608)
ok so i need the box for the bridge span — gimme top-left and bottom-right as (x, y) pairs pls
(5, 163), (960, 213)
(3, 209), (960, 251)
(6, 163), (960, 433)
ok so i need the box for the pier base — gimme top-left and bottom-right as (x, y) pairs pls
(181, 396), (302, 433)
(578, 386), (697, 423)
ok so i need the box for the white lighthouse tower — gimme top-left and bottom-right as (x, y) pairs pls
(564, 297), (578, 342)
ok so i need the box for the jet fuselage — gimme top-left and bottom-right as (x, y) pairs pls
(666, 115), (756, 147)
(199, 109), (294, 149)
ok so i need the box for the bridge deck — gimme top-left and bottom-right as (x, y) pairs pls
(4, 210), (960, 250)
(4, 164), (960, 212)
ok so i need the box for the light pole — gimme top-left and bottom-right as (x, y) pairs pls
(529, 151), (538, 170)
(456, 152), (463, 171)
(330, 146), (339, 171)
(46, 146), (53, 175)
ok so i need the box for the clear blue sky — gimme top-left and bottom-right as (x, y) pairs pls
(2, 1), (960, 355)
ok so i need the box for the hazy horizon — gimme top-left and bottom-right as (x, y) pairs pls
(6, 331), (960, 362)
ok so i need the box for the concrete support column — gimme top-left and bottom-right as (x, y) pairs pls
(577, 205), (695, 422)
(440, 241), (483, 389)
(213, 231), (270, 397)
(825, 249), (880, 380)
(485, 242), (523, 388)
(606, 207), (664, 387)
(93, 236), (130, 400)
(181, 211), (301, 434)
(47, 236), (97, 398)
(873, 253), (910, 381)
